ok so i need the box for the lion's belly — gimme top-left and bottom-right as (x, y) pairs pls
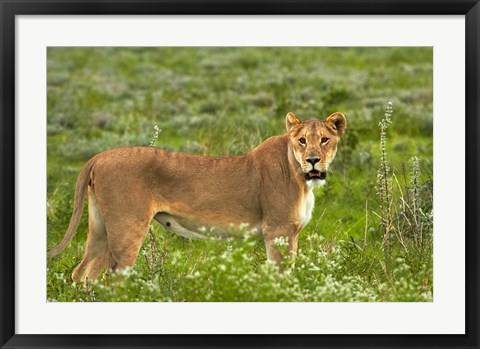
(153, 212), (261, 239)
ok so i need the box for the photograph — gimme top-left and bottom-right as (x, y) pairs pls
(46, 47), (434, 302)
(2, 0), (479, 346)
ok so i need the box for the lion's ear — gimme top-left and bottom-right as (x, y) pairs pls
(326, 112), (347, 137)
(286, 112), (301, 133)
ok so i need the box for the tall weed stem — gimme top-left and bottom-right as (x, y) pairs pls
(377, 102), (393, 253)
(409, 156), (421, 247)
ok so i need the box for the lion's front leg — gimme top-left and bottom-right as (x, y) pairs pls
(263, 224), (299, 270)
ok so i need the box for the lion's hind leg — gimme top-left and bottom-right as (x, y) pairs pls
(72, 186), (110, 283)
(101, 206), (154, 272)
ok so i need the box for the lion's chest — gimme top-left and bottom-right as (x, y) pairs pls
(298, 189), (315, 230)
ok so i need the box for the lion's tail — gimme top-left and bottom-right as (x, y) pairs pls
(47, 158), (96, 258)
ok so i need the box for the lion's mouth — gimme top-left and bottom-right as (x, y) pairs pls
(306, 170), (326, 181)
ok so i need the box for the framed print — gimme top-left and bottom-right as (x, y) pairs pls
(1, 1), (479, 348)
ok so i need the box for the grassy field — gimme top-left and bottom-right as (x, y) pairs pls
(47, 47), (433, 302)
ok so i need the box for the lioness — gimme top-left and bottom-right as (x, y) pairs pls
(48, 112), (346, 282)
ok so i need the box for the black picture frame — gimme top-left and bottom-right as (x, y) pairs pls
(1, 1), (479, 348)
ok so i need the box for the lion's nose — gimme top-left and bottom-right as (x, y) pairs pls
(306, 157), (320, 165)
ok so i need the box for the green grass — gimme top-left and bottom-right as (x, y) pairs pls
(47, 47), (433, 302)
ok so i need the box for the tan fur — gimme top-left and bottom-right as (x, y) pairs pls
(48, 112), (346, 282)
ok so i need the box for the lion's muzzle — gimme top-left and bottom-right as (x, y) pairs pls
(305, 170), (326, 181)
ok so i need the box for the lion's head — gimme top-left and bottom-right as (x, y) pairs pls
(286, 111), (347, 183)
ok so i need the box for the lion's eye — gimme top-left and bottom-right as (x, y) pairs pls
(321, 137), (329, 144)
(299, 137), (306, 145)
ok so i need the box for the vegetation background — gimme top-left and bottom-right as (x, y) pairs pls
(47, 47), (433, 302)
